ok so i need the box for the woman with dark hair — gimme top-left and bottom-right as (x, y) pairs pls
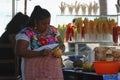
(0, 12), (29, 44)
(0, 12), (29, 78)
(15, 5), (65, 80)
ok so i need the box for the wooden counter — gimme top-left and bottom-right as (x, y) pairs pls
(63, 69), (103, 80)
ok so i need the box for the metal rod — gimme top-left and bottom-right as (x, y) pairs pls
(24, 0), (27, 15)
(12, 0), (15, 17)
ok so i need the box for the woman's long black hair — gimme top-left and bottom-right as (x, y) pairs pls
(5, 12), (29, 34)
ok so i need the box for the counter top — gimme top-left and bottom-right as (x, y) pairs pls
(62, 69), (103, 80)
(63, 69), (120, 80)
(63, 69), (101, 75)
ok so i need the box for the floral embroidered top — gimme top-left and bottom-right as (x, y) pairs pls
(19, 25), (60, 50)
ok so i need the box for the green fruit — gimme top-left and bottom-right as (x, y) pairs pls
(83, 61), (92, 71)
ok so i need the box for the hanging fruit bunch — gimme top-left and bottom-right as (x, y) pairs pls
(74, 17), (85, 41)
(66, 23), (75, 42)
(83, 18), (89, 34)
(96, 19), (103, 34)
(75, 17), (83, 34)
(102, 18), (109, 34)
(108, 19), (117, 34)
(57, 24), (67, 42)
(113, 26), (120, 45)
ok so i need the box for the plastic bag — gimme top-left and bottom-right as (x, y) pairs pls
(103, 74), (118, 80)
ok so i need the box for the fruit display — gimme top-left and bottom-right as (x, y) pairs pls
(58, 17), (117, 42)
(72, 60), (95, 71)
(94, 46), (120, 61)
(58, 23), (77, 42)
(57, 24), (67, 42)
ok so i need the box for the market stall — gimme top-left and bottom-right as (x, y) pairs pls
(57, 1), (120, 80)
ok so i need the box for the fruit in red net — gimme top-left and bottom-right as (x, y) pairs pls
(73, 60), (83, 68)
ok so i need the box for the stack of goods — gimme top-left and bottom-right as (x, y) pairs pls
(93, 47), (120, 75)
(58, 17), (117, 42)
(94, 47), (120, 61)
(75, 17), (117, 42)
(73, 60), (95, 72)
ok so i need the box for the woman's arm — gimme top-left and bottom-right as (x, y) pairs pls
(15, 40), (51, 58)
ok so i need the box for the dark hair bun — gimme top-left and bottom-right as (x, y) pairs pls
(34, 5), (42, 11)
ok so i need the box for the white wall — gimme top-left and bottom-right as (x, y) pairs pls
(16, 0), (118, 26)
(0, 0), (118, 36)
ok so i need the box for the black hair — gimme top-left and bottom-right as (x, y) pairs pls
(26, 5), (51, 28)
(72, 18), (76, 23)
(5, 12), (29, 34)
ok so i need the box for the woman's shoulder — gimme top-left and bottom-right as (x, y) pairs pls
(49, 25), (58, 34)
(19, 27), (33, 33)
(18, 27), (35, 39)
(16, 31), (30, 41)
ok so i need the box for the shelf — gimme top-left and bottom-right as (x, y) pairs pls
(56, 14), (118, 25)
(57, 15), (118, 17)
(68, 41), (115, 47)
(63, 70), (103, 80)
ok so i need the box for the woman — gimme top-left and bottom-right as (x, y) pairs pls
(15, 5), (65, 80)
(0, 12), (29, 44)
(0, 12), (29, 78)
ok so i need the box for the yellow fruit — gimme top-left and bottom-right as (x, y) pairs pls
(53, 48), (62, 58)
(82, 62), (92, 71)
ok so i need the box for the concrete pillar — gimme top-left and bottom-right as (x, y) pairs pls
(99, 0), (107, 15)
(12, 0), (15, 17)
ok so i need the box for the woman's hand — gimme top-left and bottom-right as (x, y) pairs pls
(53, 48), (62, 58)
(39, 48), (52, 57)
